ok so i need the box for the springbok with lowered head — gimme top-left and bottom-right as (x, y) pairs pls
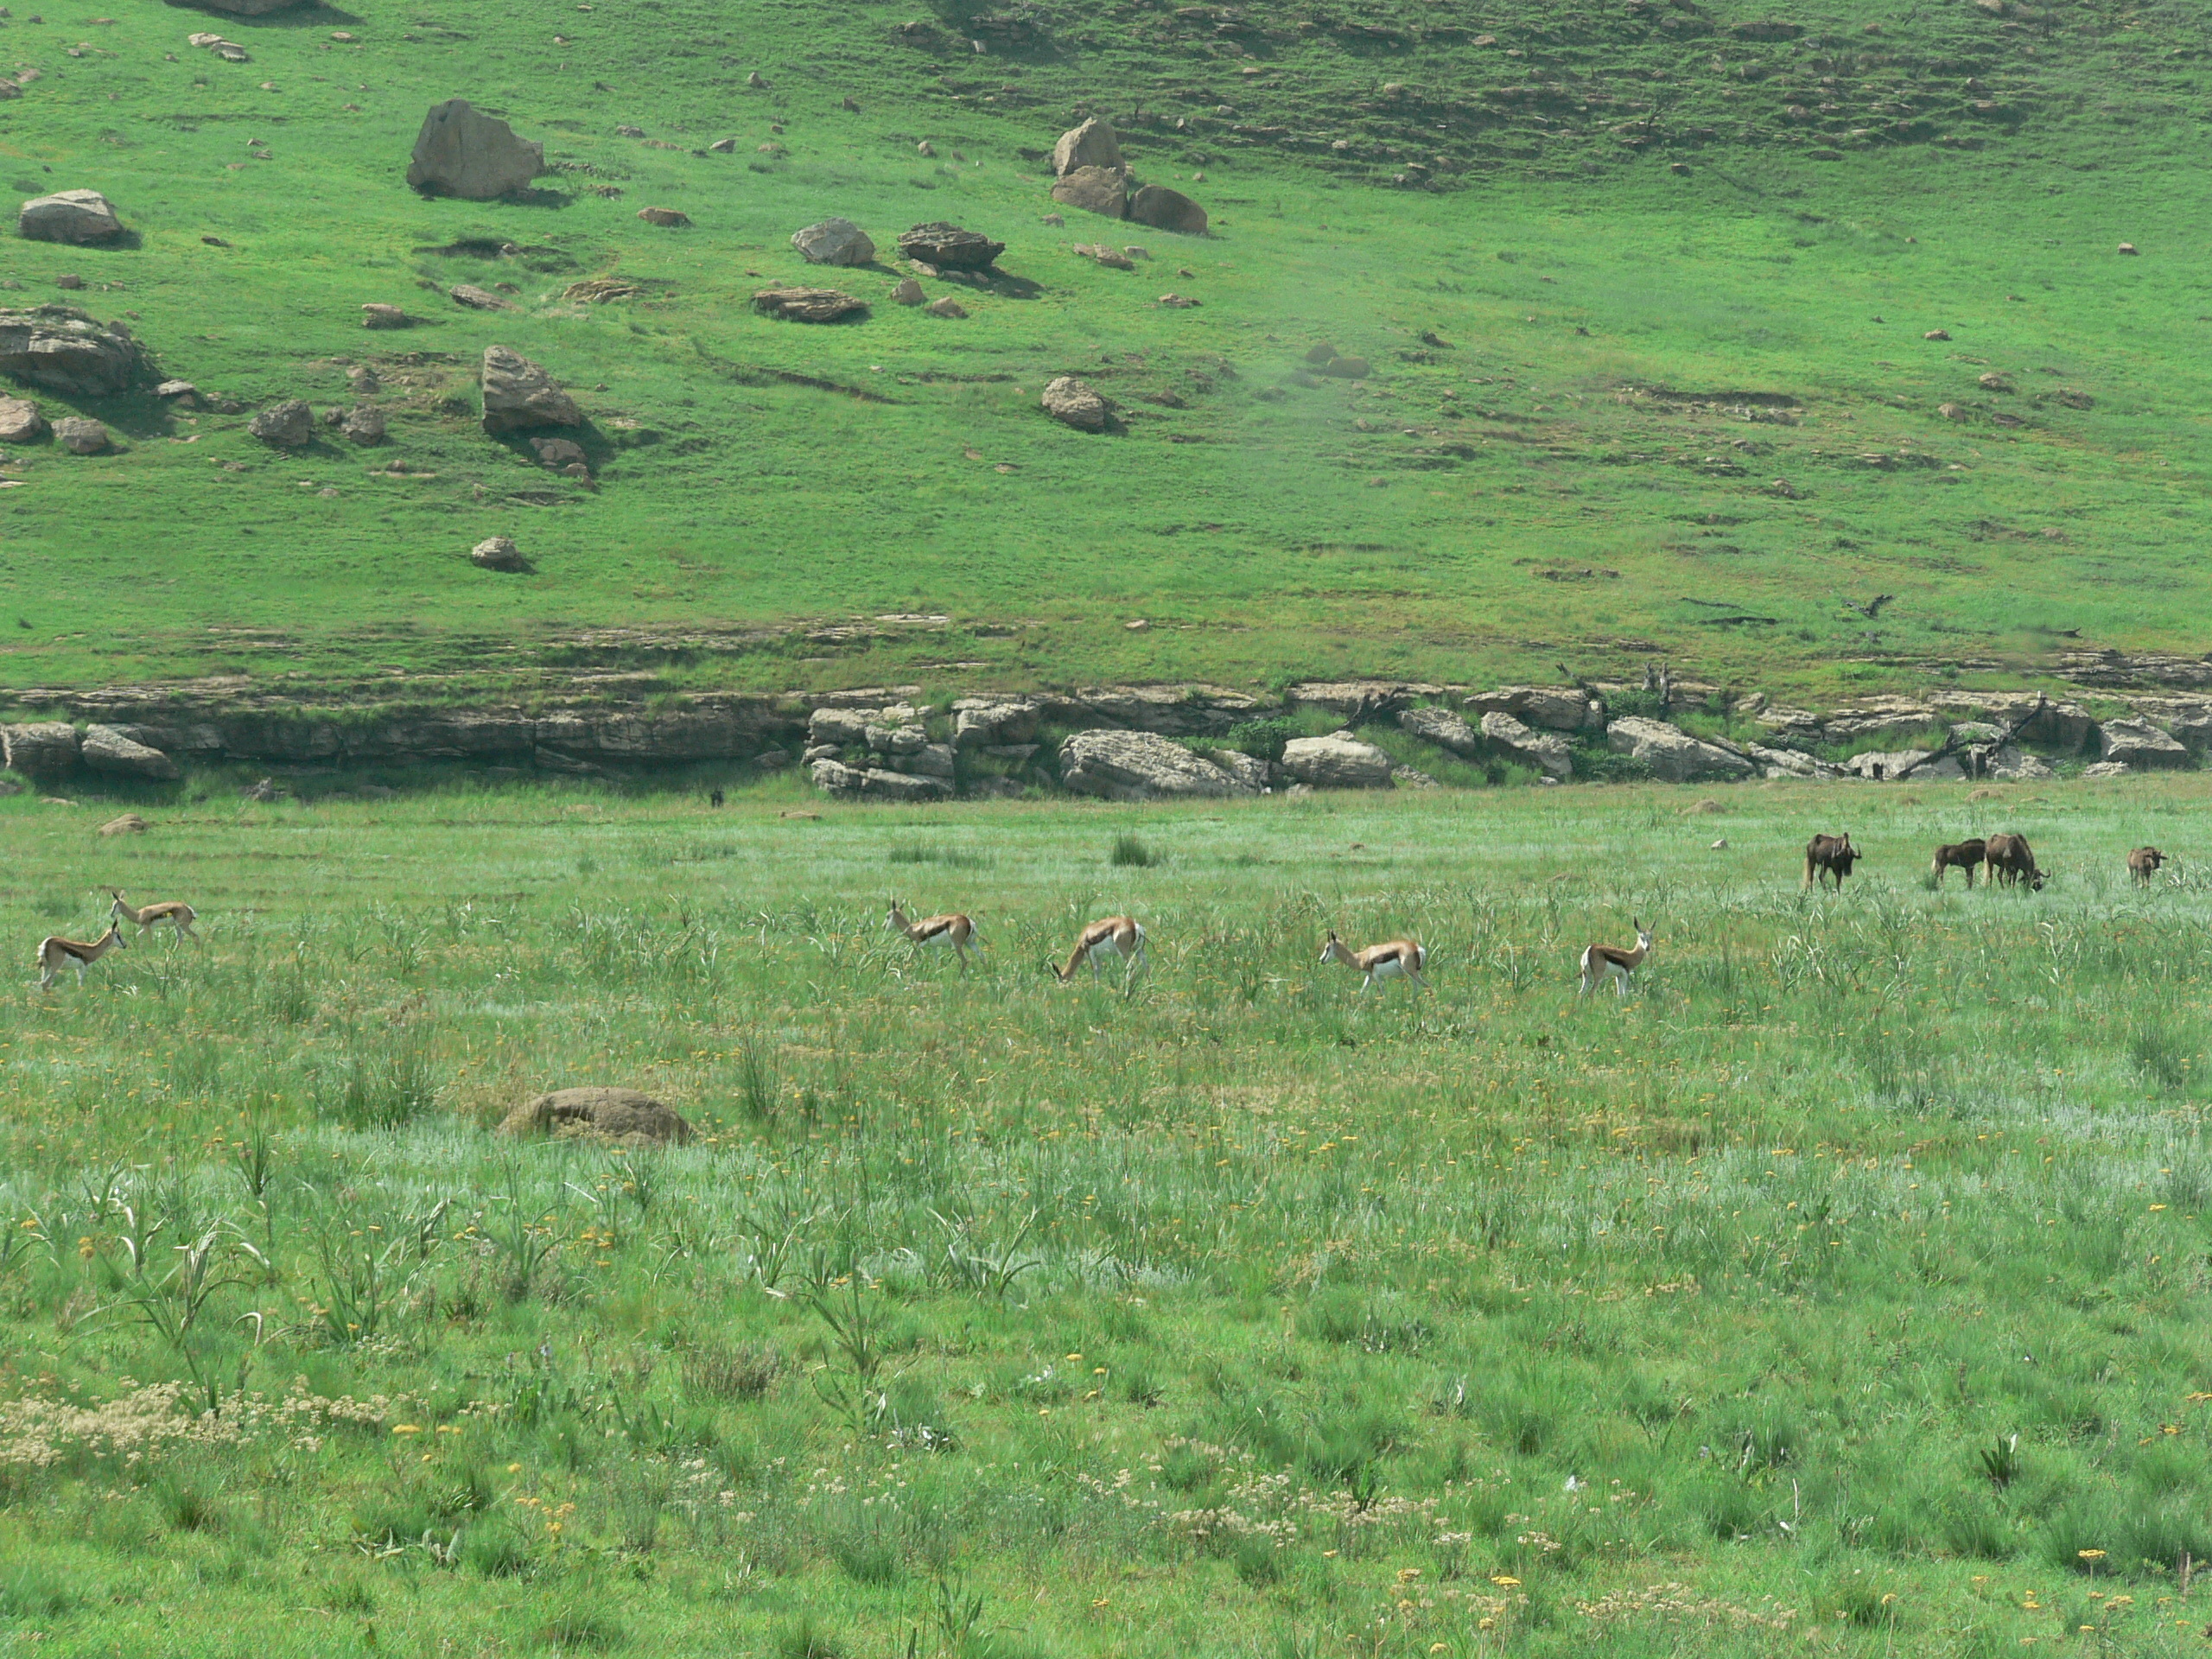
(1054, 916), (1147, 982)
(1319, 931), (1428, 994)
(1579, 918), (1653, 998)
(105, 888), (198, 940)
(37, 922), (128, 990)
(885, 900), (977, 970)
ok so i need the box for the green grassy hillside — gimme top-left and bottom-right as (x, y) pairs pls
(2, 0), (2209, 700)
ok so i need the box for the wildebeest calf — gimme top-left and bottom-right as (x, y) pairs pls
(1984, 831), (2045, 890)
(1803, 832), (1859, 890)
(2128, 846), (2168, 884)
(1931, 838), (1987, 887)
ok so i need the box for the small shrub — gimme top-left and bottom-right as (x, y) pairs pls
(154, 1474), (223, 1534)
(540, 1605), (623, 1651)
(463, 1526), (533, 1579)
(1109, 832), (1159, 868)
(1221, 717), (1300, 761)
(1232, 1535), (1283, 1585)
(0, 1565), (79, 1619)
(775, 1617), (844, 1659)
(890, 844), (987, 869)
(682, 1339), (783, 1402)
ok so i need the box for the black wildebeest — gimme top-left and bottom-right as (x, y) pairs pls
(2128, 846), (2169, 884)
(1804, 833), (1860, 890)
(1984, 832), (2046, 890)
(1931, 838), (1988, 888)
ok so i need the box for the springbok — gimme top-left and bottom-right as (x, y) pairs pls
(1054, 917), (1147, 982)
(105, 888), (198, 940)
(885, 900), (977, 969)
(37, 922), (128, 989)
(1319, 931), (1428, 994)
(1579, 919), (1653, 998)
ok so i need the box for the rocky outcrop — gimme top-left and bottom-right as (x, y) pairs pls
(1041, 375), (1112, 432)
(1058, 729), (1261, 800)
(0, 307), (142, 396)
(952, 697), (1043, 748)
(480, 346), (581, 434)
(1463, 685), (1597, 731)
(498, 1087), (694, 1147)
(1280, 732), (1393, 789)
(1847, 748), (1963, 781)
(1052, 167), (1128, 219)
(248, 399), (315, 447)
(54, 417), (109, 455)
(2, 722), (79, 775)
(2131, 696), (2212, 748)
(791, 217), (875, 266)
(341, 404), (387, 443)
(1127, 185), (1207, 236)
(1478, 712), (1573, 780)
(809, 758), (952, 801)
(19, 190), (123, 245)
(897, 223), (1004, 270)
(0, 396), (45, 442)
(1605, 717), (1753, 783)
(753, 286), (867, 322)
(1984, 746), (2054, 781)
(406, 100), (544, 200)
(80, 724), (180, 780)
(1052, 118), (1125, 176)
(1745, 742), (1843, 781)
(2096, 717), (2190, 770)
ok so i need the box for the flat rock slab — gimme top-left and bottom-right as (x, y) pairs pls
(1058, 729), (1259, 800)
(753, 286), (867, 322)
(897, 222), (1004, 270)
(19, 190), (123, 245)
(0, 307), (141, 396)
(499, 1086), (695, 1147)
(1280, 731), (1394, 788)
(1605, 716), (1753, 784)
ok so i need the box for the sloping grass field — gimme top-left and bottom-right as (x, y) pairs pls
(0, 774), (2209, 1653)
(3, 0), (2211, 697)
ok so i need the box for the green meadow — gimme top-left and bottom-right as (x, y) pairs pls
(3, 0), (2211, 696)
(0, 773), (2209, 1654)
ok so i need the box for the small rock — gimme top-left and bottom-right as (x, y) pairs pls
(155, 378), (198, 404)
(791, 216), (875, 266)
(893, 276), (926, 305)
(480, 345), (581, 433)
(708, 137), (736, 153)
(1320, 356), (1370, 379)
(470, 535), (530, 572)
(1128, 183), (1207, 235)
(615, 124), (645, 138)
(361, 302), (411, 328)
(924, 296), (968, 319)
(2118, 241), (2139, 255)
(99, 812), (147, 836)
(450, 284), (510, 310)
(1938, 401), (1966, 420)
(0, 396), (46, 442)
(18, 188), (124, 245)
(498, 1086), (694, 1147)
(636, 206), (691, 227)
(1041, 212), (1065, 226)
(1979, 372), (2012, 391)
(248, 398), (315, 447)
(340, 404), (386, 442)
(1040, 374), (1111, 432)
(1075, 243), (1135, 270)
(1156, 293), (1199, 308)
(896, 221), (1004, 270)
(1124, 245), (1150, 261)
(54, 416), (110, 454)
(530, 435), (586, 469)
(1304, 343), (1338, 365)
(1052, 117), (1125, 175)
(753, 286), (867, 322)
(1923, 327), (1950, 340)
(241, 777), (281, 803)
(916, 139), (936, 157)
(54, 274), (84, 291)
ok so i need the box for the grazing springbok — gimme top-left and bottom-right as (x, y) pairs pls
(105, 888), (198, 940)
(1579, 918), (1653, 999)
(885, 900), (977, 969)
(1983, 832), (2045, 890)
(2128, 847), (2169, 884)
(1931, 840), (1987, 889)
(37, 922), (128, 989)
(1803, 833), (1859, 890)
(1319, 931), (1428, 995)
(1054, 916), (1147, 982)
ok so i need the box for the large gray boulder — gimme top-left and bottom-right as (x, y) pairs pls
(2096, 717), (2190, 771)
(1478, 711), (1573, 780)
(405, 100), (545, 200)
(480, 346), (581, 434)
(791, 217), (876, 266)
(2131, 696), (2212, 749)
(1604, 716), (1753, 783)
(1051, 167), (1128, 219)
(861, 767), (952, 802)
(0, 396), (45, 442)
(1463, 685), (1596, 731)
(1397, 704), (1482, 757)
(1128, 184), (1207, 236)
(0, 307), (141, 396)
(1052, 118), (1125, 176)
(19, 190), (124, 245)
(81, 724), (180, 780)
(1279, 731), (1394, 789)
(951, 697), (1043, 748)
(248, 398), (315, 447)
(1058, 729), (1260, 800)
(1041, 375), (1112, 432)
(2, 721), (79, 776)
